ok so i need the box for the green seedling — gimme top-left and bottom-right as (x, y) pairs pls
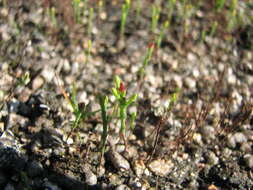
(215, 0), (226, 12)
(17, 72), (30, 86)
(98, 95), (109, 161)
(138, 42), (155, 79)
(227, 0), (238, 32)
(156, 21), (169, 49)
(150, 89), (179, 159)
(210, 21), (218, 37)
(73, 0), (81, 23)
(59, 84), (97, 140)
(120, 0), (131, 38)
(85, 39), (92, 64)
(111, 76), (138, 151)
(48, 6), (57, 26)
(87, 7), (94, 38)
(167, 0), (176, 21)
(200, 29), (207, 43)
(151, 5), (160, 33)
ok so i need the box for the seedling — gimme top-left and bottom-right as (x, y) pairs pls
(167, 0), (176, 21)
(98, 95), (109, 161)
(73, 0), (81, 23)
(85, 39), (92, 64)
(87, 7), (94, 38)
(17, 72), (30, 86)
(151, 5), (160, 33)
(120, 0), (131, 39)
(215, 0), (227, 12)
(111, 76), (138, 151)
(156, 21), (169, 49)
(138, 42), (155, 79)
(47, 6), (57, 27)
(210, 21), (218, 37)
(150, 89), (179, 160)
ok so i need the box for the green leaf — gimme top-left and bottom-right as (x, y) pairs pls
(114, 76), (121, 89)
(126, 94), (138, 105)
(112, 88), (120, 99)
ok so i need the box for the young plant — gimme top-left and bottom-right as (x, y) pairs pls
(215, 0), (227, 12)
(87, 7), (94, 39)
(111, 76), (138, 151)
(85, 39), (92, 64)
(151, 4), (160, 33)
(120, 0), (131, 39)
(167, 0), (176, 21)
(210, 21), (218, 37)
(47, 6), (57, 27)
(156, 21), (169, 49)
(98, 95), (109, 161)
(73, 0), (81, 23)
(138, 42), (155, 79)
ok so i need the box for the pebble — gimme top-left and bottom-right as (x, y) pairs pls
(82, 164), (97, 186)
(32, 76), (44, 91)
(244, 154), (253, 170)
(133, 160), (146, 177)
(184, 77), (196, 89)
(207, 151), (219, 165)
(115, 184), (131, 190)
(227, 132), (247, 148)
(107, 148), (130, 171)
(148, 159), (174, 176)
(201, 125), (215, 141)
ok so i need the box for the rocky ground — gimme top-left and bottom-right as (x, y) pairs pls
(0, 0), (253, 189)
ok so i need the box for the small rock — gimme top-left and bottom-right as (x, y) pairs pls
(184, 77), (196, 89)
(207, 151), (219, 165)
(107, 148), (130, 171)
(44, 180), (61, 190)
(133, 160), (146, 177)
(244, 154), (253, 170)
(148, 159), (174, 176)
(32, 76), (44, 91)
(227, 132), (247, 148)
(201, 125), (215, 141)
(115, 184), (130, 190)
(82, 164), (97, 186)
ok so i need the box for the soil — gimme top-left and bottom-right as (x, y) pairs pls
(0, 0), (253, 190)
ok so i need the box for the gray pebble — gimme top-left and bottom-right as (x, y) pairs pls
(244, 154), (253, 170)
(107, 148), (130, 171)
(115, 184), (130, 190)
(82, 164), (97, 186)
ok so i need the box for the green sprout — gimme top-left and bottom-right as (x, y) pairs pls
(111, 76), (138, 150)
(73, 0), (81, 23)
(167, 0), (176, 21)
(215, 0), (227, 12)
(85, 39), (92, 64)
(63, 84), (97, 140)
(98, 95), (109, 161)
(48, 6), (57, 27)
(17, 72), (30, 86)
(151, 4), (160, 33)
(138, 42), (155, 79)
(87, 7), (94, 39)
(210, 21), (218, 37)
(156, 21), (169, 49)
(120, 0), (131, 39)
